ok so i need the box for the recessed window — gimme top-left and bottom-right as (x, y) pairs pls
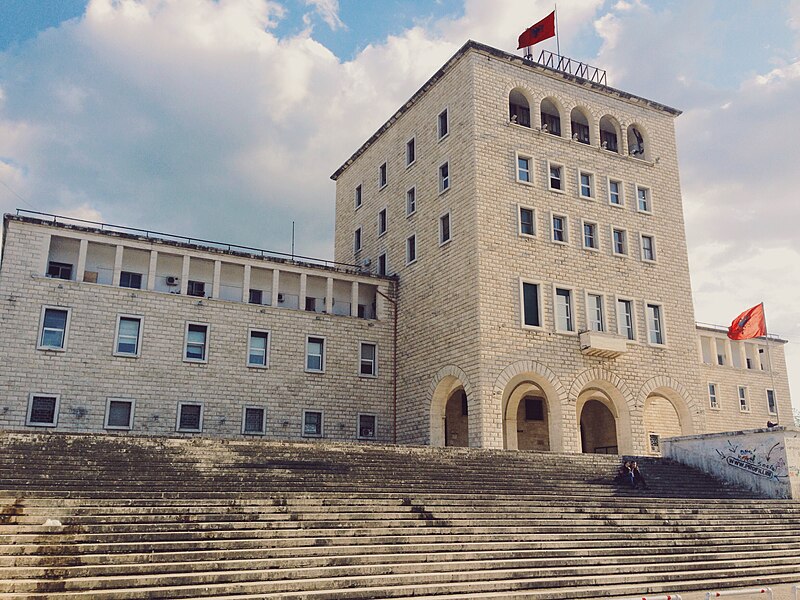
(47, 261), (73, 281)
(637, 185), (652, 213)
(551, 214), (568, 244)
(105, 398), (134, 430)
(516, 154), (532, 183)
(379, 162), (387, 189)
(378, 208), (387, 237)
(612, 228), (628, 256)
(303, 409), (323, 437)
(38, 307), (70, 351)
(249, 289), (263, 305)
(439, 212), (451, 245)
(187, 280), (206, 297)
(582, 221), (599, 250)
(587, 293), (605, 332)
(647, 303), (665, 345)
(439, 162), (450, 193)
(579, 171), (594, 199)
(708, 383), (719, 409)
(355, 184), (362, 209)
(406, 138), (416, 166)
(738, 386), (749, 412)
(406, 234), (417, 265)
(509, 90), (531, 127)
(184, 323), (209, 362)
(242, 406), (266, 435)
(360, 342), (377, 377)
(247, 329), (270, 368)
(525, 397), (544, 421)
(177, 402), (203, 432)
(377, 252), (387, 276)
(641, 234), (656, 262)
(649, 434), (660, 453)
(354, 227), (362, 253)
(555, 287), (574, 332)
(26, 394), (59, 427)
(767, 389), (777, 415)
(548, 162), (564, 191)
(519, 206), (535, 237)
(608, 179), (623, 206)
(617, 298), (636, 341)
(406, 187), (416, 216)
(305, 336), (326, 373)
(358, 413), (377, 440)
(119, 271), (142, 289)
(438, 109), (449, 139)
(115, 315), (142, 357)
(520, 280), (542, 328)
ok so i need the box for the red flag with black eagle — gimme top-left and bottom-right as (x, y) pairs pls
(518, 11), (556, 49)
(727, 303), (767, 340)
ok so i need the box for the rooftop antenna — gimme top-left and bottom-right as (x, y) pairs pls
(291, 221), (295, 261)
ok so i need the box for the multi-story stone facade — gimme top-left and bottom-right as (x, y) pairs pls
(331, 40), (792, 454)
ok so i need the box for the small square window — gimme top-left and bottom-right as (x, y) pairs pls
(119, 271), (142, 289)
(378, 208), (387, 237)
(552, 214), (568, 244)
(406, 138), (416, 166)
(637, 185), (652, 213)
(548, 163), (564, 191)
(38, 307), (70, 351)
(248, 330), (270, 368)
(105, 398), (134, 430)
(608, 179), (624, 206)
(525, 397), (544, 421)
(358, 414), (377, 440)
(303, 410), (323, 437)
(516, 154), (532, 183)
(641, 234), (656, 262)
(439, 213), (451, 245)
(47, 261), (73, 280)
(26, 394), (59, 427)
(306, 336), (325, 372)
(406, 187), (416, 216)
(360, 342), (377, 377)
(378, 253), (387, 276)
(406, 234), (417, 265)
(249, 289), (263, 305)
(115, 315), (142, 357)
(177, 402), (203, 432)
(612, 228), (628, 256)
(582, 221), (598, 250)
(708, 383), (719, 409)
(439, 162), (450, 193)
(579, 171), (593, 199)
(187, 280), (206, 297)
(438, 109), (449, 139)
(355, 184), (362, 209)
(184, 323), (209, 362)
(243, 406), (266, 435)
(379, 162), (387, 188)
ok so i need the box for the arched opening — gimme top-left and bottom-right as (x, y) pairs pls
(569, 107), (591, 144)
(497, 364), (564, 452)
(509, 89), (531, 127)
(579, 399), (618, 454)
(430, 372), (470, 447)
(515, 395), (550, 451)
(540, 97), (562, 137)
(599, 115), (620, 153)
(641, 387), (694, 455)
(444, 388), (468, 447)
(627, 123), (650, 160)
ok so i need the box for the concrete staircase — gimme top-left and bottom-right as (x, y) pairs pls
(1, 432), (798, 599)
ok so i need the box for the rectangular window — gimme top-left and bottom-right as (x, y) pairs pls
(38, 307), (70, 351)
(360, 342), (377, 377)
(637, 185), (651, 213)
(647, 303), (664, 345)
(439, 162), (450, 193)
(525, 397), (544, 421)
(439, 212), (451, 245)
(588, 293), (605, 332)
(519, 206), (535, 236)
(187, 280), (206, 297)
(249, 289), (263, 305)
(571, 121), (590, 144)
(242, 406), (266, 435)
(509, 101), (530, 126)
(378, 253), (387, 276)
(406, 138), (416, 166)
(184, 323), (209, 362)
(709, 383), (719, 409)
(552, 214), (567, 243)
(355, 184), (362, 209)
(26, 394), (59, 427)
(47, 261), (73, 280)
(608, 179), (623, 206)
(378, 208), (387, 236)
(641, 235), (656, 262)
(583, 221), (598, 250)
(521, 281), (541, 328)
(579, 171), (593, 198)
(306, 336), (325, 372)
(406, 234), (417, 265)
(517, 155), (532, 183)
(119, 271), (142, 289)
(738, 386), (749, 412)
(612, 228), (628, 256)
(358, 414), (377, 440)
(406, 187), (416, 216)
(767, 389), (777, 415)
(548, 163), (563, 191)
(379, 162), (387, 188)
(354, 227), (362, 253)
(555, 288), (574, 332)
(617, 299), (636, 341)
(601, 129), (618, 152)
(303, 409), (323, 437)
(105, 398), (134, 430)
(177, 402), (203, 432)
(248, 330), (270, 367)
(115, 316), (142, 357)
(438, 108), (449, 139)
(649, 434), (660, 453)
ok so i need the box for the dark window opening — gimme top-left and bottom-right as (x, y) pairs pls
(47, 261), (73, 280)
(120, 271), (142, 289)
(525, 397), (544, 421)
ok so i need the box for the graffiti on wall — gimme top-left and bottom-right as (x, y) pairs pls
(715, 439), (788, 481)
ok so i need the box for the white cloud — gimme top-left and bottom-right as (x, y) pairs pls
(304, 0), (344, 31)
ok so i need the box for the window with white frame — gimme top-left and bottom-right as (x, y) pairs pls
(26, 394), (59, 427)
(354, 227), (362, 253)
(184, 323), (209, 362)
(120, 271), (142, 289)
(646, 303), (665, 345)
(406, 187), (416, 216)
(617, 298), (636, 341)
(608, 178), (623, 206)
(519, 206), (535, 237)
(355, 184), (362, 209)
(552, 214), (568, 243)
(360, 342), (377, 377)
(520, 281), (542, 328)
(637, 185), (651, 213)
(579, 171), (594, 199)
(406, 234), (417, 265)
(306, 336), (325, 373)
(105, 398), (134, 430)
(641, 234), (656, 262)
(555, 287), (574, 332)
(548, 162), (564, 191)
(767, 389), (777, 415)
(242, 406), (266, 435)
(378, 208), (387, 237)
(738, 386), (749, 412)
(247, 330), (270, 368)
(582, 221), (599, 250)
(438, 108), (449, 139)
(708, 383), (719, 409)
(378, 252), (387, 276)
(176, 402), (203, 432)
(303, 409), (323, 437)
(379, 162), (387, 188)
(358, 413), (377, 439)
(439, 212), (451, 245)
(406, 137), (416, 166)
(38, 307), (70, 351)
(439, 162), (450, 193)
(587, 293), (605, 332)
(612, 228), (628, 256)
(516, 154), (532, 183)
(115, 315), (142, 357)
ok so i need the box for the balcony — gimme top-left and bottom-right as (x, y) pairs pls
(579, 330), (628, 359)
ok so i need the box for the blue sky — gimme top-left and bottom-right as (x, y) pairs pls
(1, 0), (799, 408)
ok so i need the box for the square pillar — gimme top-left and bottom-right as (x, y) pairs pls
(76, 239), (88, 282)
(212, 260), (221, 299)
(112, 245), (124, 286)
(180, 255), (190, 295)
(271, 269), (280, 306)
(242, 264), (251, 303)
(147, 250), (158, 291)
(350, 281), (359, 317)
(325, 278), (334, 314)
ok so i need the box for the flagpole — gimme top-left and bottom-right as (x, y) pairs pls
(762, 303), (780, 424)
(554, 4), (561, 57)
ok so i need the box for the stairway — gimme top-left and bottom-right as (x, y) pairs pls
(1, 432), (798, 599)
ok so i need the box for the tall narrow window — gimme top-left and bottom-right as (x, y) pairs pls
(617, 299), (635, 341)
(579, 171), (593, 198)
(306, 336), (325, 372)
(248, 330), (270, 367)
(588, 294), (604, 332)
(378, 208), (387, 236)
(355, 184), (362, 209)
(708, 383), (719, 409)
(360, 342), (377, 377)
(517, 155), (531, 183)
(647, 304), (664, 345)
(641, 235), (656, 261)
(378, 253), (387, 276)
(184, 323), (209, 362)
(38, 307), (70, 350)
(549, 163), (563, 191)
(406, 138), (416, 166)
(439, 213), (451, 245)
(521, 282), (541, 328)
(555, 288), (574, 332)
(637, 185), (651, 213)
(406, 187), (416, 215)
(379, 162), (387, 188)
(767, 389), (777, 415)
(738, 386), (749, 412)
(439, 162), (450, 192)
(115, 316), (142, 357)
(613, 228), (627, 256)
(583, 221), (598, 250)
(406, 234), (417, 264)
(354, 227), (362, 253)
(519, 207), (535, 236)
(438, 109), (449, 139)
(358, 414), (377, 439)
(608, 179), (623, 206)
(552, 215), (567, 243)
(119, 271), (142, 289)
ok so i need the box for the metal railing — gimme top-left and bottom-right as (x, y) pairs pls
(706, 587), (772, 599)
(532, 50), (608, 85)
(614, 595), (682, 600)
(696, 321), (783, 341)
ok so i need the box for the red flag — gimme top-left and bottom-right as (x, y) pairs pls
(518, 11), (556, 49)
(727, 303), (767, 340)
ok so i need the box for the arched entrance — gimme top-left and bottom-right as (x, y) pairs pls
(429, 366), (472, 447)
(579, 399), (618, 454)
(444, 389), (468, 447)
(515, 394), (550, 451)
(640, 384), (695, 455)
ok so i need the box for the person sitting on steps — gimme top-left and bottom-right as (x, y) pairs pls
(614, 461), (635, 488)
(631, 461), (649, 490)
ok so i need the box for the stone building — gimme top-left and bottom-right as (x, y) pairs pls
(0, 41), (792, 455)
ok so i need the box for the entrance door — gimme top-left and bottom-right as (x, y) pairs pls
(444, 390), (468, 447)
(579, 399), (618, 454)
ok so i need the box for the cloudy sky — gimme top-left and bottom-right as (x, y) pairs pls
(1, 0), (798, 411)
